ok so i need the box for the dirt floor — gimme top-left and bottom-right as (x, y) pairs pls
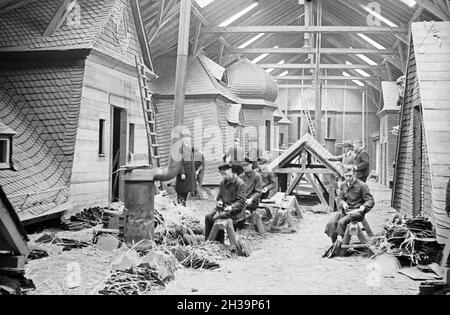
(154, 181), (420, 295)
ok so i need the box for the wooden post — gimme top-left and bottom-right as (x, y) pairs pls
(173, 0), (192, 130)
(328, 175), (335, 211)
(314, 0), (323, 142)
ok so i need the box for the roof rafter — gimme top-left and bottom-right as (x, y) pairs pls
(203, 25), (407, 34)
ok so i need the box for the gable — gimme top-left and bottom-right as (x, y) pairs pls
(93, 0), (143, 66)
(0, 0), (117, 52)
(268, 133), (342, 175)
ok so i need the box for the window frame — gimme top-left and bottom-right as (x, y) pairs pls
(98, 119), (106, 157)
(0, 136), (11, 169)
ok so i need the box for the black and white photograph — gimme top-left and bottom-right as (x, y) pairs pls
(0, 0), (449, 298)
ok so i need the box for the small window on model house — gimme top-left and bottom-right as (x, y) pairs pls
(99, 119), (106, 156)
(0, 137), (10, 169)
(0, 122), (16, 170)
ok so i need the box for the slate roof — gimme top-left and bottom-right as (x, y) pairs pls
(268, 133), (342, 176)
(224, 58), (279, 105)
(149, 55), (223, 96)
(0, 0), (117, 52)
(226, 103), (245, 126)
(0, 57), (85, 221)
(0, 118), (16, 135)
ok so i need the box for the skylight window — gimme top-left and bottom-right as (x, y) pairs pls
(360, 4), (398, 27)
(195, 0), (216, 8)
(356, 54), (378, 66)
(238, 33), (265, 48)
(279, 71), (289, 77)
(346, 61), (371, 77)
(265, 60), (285, 74)
(357, 33), (386, 50)
(219, 3), (258, 27)
(355, 69), (371, 77)
(343, 71), (365, 87)
(400, 0), (416, 7)
(251, 46), (278, 64)
(252, 54), (269, 63)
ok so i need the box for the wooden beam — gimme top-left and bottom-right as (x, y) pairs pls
(218, 42), (225, 65)
(314, 0), (323, 142)
(157, 0), (165, 26)
(148, 4), (179, 44)
(42, 0), (77, 37)
(226, 47), (396, 55)
(420, 0), (450, 20)
(130, 0), (154, 71)
(203, 25), (407, 34)
(278, 84), (365, 90)
(192, 19), (202, 56)
(259, 63), (383, 70)
(274, 168), (335, 174)
(275, 75), (379, 81)
(286, 173), (303, 195)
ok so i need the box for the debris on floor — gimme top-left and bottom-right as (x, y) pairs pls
(376, 215), (442, 266)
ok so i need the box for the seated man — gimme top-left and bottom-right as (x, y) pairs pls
(240, 159), (263, 211)
(324, 165), (375, 243)
(257, 157), (277, 200)
(240, 159), (265, 235)
(204, 163), (246, 243)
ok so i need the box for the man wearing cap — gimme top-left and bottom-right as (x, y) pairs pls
(240, 159), (266, 235)
(223, 138), (245, 176)
(257, 157), (277, 200)
(324, 165), (375, 243)
(353, 140), (370, 182)
(204, 163), (246, 242)
(240, 159), (263, 211)
(328, 141), (355, 165)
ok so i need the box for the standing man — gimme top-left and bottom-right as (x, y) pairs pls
(175, 130), (196, 206)
(257, 157), (277, 200)
(324, 165), (375, 243)
(223, 138), (245, 176)
(204, 164), (246, 243)
(193, 147), (205, 198)
(328, 141), (355, 164)
(353, 140), (370, 182)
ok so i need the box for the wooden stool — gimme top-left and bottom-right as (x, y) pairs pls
(361, 217), (374, 237)
(269, 208), (296, 233)
(340, 222), (371, 254)
(208, 219), (237, 246)
(245, 210), (266, 236)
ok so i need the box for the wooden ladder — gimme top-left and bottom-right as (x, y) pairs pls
(299, 91), (316, 137)
(135, 56), (160, 167)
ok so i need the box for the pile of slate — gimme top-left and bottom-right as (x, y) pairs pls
(34, 233), (90, 252)
(383, 215), (442, 266)
(63, 206), (124, 231)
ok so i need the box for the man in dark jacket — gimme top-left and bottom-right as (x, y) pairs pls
(352, 140), (370, 182)
(204, 163), (246, 242)
(175, 131), (197, 206)
(325, 165), (375, 243)
(257, 157), (277, 200)
(240, 159), (265, 235)
(240, 159), (263, 211)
